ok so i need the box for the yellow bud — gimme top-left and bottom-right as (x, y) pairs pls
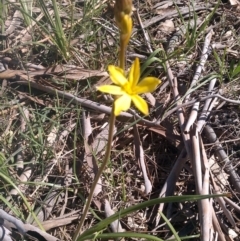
(114, 0), (133, 47)
(120, 14), (132, 45)
(114, 0), (132, 29)
(114, 0), (132, 16)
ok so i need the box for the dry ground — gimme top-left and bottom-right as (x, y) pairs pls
(0, 0), (240, 240)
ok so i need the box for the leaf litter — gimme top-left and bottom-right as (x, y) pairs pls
(0, 0), (240, 240)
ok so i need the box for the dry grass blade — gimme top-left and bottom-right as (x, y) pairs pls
(0, 225), (12, 241)
(0, 65), (108, 81)
(92, 123), (114, 154)
(197, 77), (217, 132)
(212, 207), (226, 241)
(16, 103), (29, 170)
(12, 80), (164, 128)
(155, 149), (187, 226)
(4, 10), (23, 36)
(0, 209), (59, 241)
(42, 215), (79, 231)
(199, 135), (211, 240)
(184, 29), (214, 103)
(224, 197), (240, 214)
(165, 60), (192, 155)
(229, 0), (240, 5)
(136, 9), (153, 53)
(133, 125), (152, 194)
(1, 0), (240, 240)
(184, 102), (199, 133)
(142, 5), (212, 29)
(204, 125), (240, 193)
(7, 165), (32, 203)
(189, 126), (213, 240)
(29, 183), (61, 224)
(32, 65), (108, 80)
(82, 110), (101, 196)
(190, 127), (202, 193)
(104, 199), (124, 233)
(210, 171), (236, 228)
(148, 127), (182, 149)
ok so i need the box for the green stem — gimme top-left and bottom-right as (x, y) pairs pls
(73, 108), (116, 241)
(119, 39), (126, 70)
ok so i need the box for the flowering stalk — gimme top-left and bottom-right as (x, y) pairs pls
(114, 0), (132, 69)
(119, 41), (126, 70)
(73, 1), (133, 240)
(73, 111), (116, 241)
(74, 0), (161, 237)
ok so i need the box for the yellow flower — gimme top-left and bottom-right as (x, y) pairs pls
(97, 58), (161, 116)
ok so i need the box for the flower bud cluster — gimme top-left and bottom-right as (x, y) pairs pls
(114, 0), (132, 46)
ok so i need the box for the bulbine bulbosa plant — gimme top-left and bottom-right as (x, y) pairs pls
(73, 1), (161, 240)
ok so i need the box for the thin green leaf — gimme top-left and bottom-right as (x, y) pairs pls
(78, 193), (228, 240)
(81, 232), (164, 241)
(232, 64), (240, 78)
(0, 171), (45, 230)
(140, 48), (164, 75)
(159, 211), (180, 241)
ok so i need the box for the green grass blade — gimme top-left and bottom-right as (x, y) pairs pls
(80, 232), (164, 241)
(18, 0), (32, 26)
(197, 0), (220, 37)
(51, 0), (69, 59)
(37, 0), (55, 29)
(78, 194), (228, 240)
(231, 63), (240, 78)
(9, 0), (70, 60)
(0, 171), (45, 230)
(167, 234), (200, 240)
(159, 211), (180, 241)
(0, 194), (22, 218)
(140, 48), (164, 76)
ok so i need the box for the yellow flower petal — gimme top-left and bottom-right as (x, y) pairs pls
(97, 85), (125, 95)
(129, 58), (140, 88)
(131, 95), (149, 115)
(134, 77), (161, 94)
(114, 94), (131, 116)
(98, 58), (161, 116)
(108, 65), (127, 86)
